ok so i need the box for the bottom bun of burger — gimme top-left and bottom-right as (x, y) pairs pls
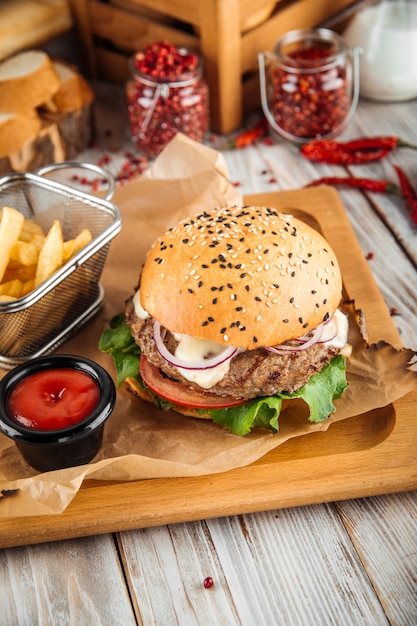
(100, 206), (350, 435)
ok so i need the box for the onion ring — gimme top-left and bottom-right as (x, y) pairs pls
(266, 316), (335, 355)
(153, 321), (238, 370)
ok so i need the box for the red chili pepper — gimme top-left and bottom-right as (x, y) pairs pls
(301, 136), (417, 164)
(227, 120), (268, 149)
(392, 165), (417, 226)
(306, 176), (401, 194)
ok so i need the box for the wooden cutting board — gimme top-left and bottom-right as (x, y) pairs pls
(0, 187), (416, 548)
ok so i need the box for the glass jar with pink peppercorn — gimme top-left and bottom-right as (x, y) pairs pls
(126, 41), (210, 158)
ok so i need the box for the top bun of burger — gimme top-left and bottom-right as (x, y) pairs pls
(139, 205), (342, 350)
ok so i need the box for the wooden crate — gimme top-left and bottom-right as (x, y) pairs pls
(70, 0), (359, 134)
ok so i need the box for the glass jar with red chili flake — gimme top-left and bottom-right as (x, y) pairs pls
(126, 41), (210, 158)
(258, 29), (361, 144)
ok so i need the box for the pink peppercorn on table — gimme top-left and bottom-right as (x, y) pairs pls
(0, 76), (416, 625)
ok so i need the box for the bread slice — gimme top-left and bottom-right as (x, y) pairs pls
(0, 110), (42, 158)
(0, 0), (73, 62)
(0, 50), (61, 113)
(50, 60), (94, 112)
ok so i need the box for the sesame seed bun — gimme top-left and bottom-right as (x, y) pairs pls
(139, 206), (342, 350)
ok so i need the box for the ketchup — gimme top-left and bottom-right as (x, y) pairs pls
(7, 369), (100, 431)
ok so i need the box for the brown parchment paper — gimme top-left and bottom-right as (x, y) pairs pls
(0, 134), (416, 518)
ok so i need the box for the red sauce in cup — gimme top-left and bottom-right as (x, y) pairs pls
(7, 369), (100, 431)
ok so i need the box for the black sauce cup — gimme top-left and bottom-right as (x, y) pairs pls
(0, 355), (116, 472)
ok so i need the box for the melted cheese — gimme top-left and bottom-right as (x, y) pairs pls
(324, 308), (349, 349)
(133, 290), (149, 319)
(174, 334), (236, 389)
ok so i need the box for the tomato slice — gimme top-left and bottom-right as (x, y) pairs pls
(139, 354), (247, 409)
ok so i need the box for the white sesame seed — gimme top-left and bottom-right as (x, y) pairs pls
(223, 334), (229, 342)
(256, 315), (262, 322)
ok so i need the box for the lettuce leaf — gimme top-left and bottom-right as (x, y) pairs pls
(206, 355), (347, 435)
(99, 313), (141, 386)
(99, 316), (348, 436)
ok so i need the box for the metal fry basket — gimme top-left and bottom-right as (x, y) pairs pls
(0, 162), (122, 369)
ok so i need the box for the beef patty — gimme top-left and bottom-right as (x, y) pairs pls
(126, 300), (340, 400)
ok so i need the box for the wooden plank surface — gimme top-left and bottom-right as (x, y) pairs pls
(0, 81), (416, 626)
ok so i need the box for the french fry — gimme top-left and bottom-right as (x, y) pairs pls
(0, 206), (25, 283)
(0, 278), (23, 298)
(34, 220), (64, 287)
(21, 278), (35, 296)
(3, 264), (37, 284)
(19, 219), (45, 242)
(10, 240), (39, 266)
(0, 295), (17, 303)
(63, 228), (93, 261)
(0, 207), (93, 300)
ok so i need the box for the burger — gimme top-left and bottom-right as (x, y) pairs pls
(100, 206), (350, 435)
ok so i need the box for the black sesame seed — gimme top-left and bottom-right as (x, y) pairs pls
(240, 273), (246, 279)
(303, 323), (308, 328)
(212, 298), (218, 304)
(211, 286), (217, 291)
(311, 290), (317, 294)
(182, 238), (189, 244)
(208, 316), (214, 322)
(253, 336), (258, 343)
(290, 297), (294, 303)
(220, 327), (227, 334)
(291, 271), (296, 277)
(245, 285), (250, 291)
(202, 321), (208, 326)
(188, 288), (194, 294)
(283, 319), (289, 323)
(255, 296), (261, 302)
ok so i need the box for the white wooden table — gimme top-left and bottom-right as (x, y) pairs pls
(0, 83), (416, 625)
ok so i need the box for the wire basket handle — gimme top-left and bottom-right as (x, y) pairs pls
(36, 161), (115, 202)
